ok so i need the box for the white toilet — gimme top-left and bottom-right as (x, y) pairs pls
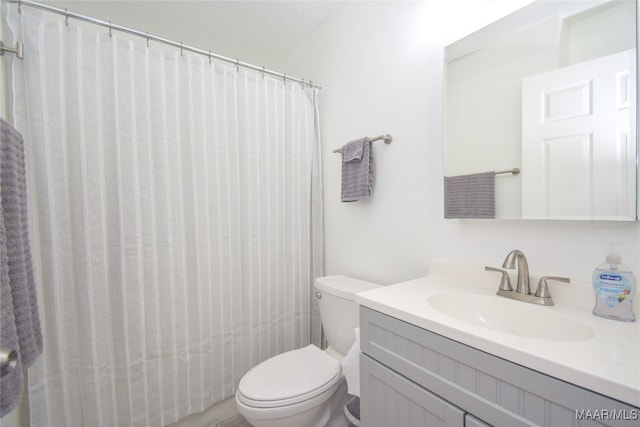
(235, 275), (380, 427)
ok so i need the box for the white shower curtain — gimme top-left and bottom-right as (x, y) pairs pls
(8, 5), (323, 426)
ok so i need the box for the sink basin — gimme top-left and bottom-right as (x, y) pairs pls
(427, 293), (595, 341)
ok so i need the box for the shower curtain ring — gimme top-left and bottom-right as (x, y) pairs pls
(235, 59), (239, 72)
(208, 50), (212, 65)
(261, 66), (265, 79)
(108, 21), (112, 38)
(283, 73), (287, 84)
(146, 32), (149, 48)
(64, 8), (69, 26)
(180, 42), (184, 56)
(18, 0), (22, 13)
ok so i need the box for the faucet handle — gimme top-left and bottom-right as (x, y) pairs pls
(485, 266), (513, 291)
(535, 276), (570, 299)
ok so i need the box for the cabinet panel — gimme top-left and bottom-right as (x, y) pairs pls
(360, 307), (639, 427)
(361, 354), (465, 427)
(465, 414), (491, 427)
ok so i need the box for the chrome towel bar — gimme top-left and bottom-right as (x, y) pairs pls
(333, 134), (393, 154)
(495, 168), (520, 175)
(0, 41), (24, 60)
(1, 347), (19, 378)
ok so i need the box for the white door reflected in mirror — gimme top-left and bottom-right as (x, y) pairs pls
(522, 49), (636, 220)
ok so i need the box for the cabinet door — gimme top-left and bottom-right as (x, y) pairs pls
(361, 354), (465, 427)
(465, 414), (491, 427)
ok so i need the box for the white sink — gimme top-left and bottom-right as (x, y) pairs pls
(427, 293), (595, 341)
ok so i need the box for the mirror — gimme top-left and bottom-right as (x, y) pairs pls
(444, 0), (638, 220)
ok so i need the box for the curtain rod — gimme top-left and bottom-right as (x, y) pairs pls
(8, 0), (322, 89)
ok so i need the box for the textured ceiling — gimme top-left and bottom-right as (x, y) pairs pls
(40, 1), (345, 69)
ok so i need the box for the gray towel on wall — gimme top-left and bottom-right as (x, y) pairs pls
(444, 171), (496, 219)
(1, 117), (43, 417)
(341, 137), (375, 202)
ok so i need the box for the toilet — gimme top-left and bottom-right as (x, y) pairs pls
(235, 275), (380, 427)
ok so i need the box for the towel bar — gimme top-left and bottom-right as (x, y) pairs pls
(333, 134), (392, 154)
(495, 168), (520, 175)
(1, 347), (18, 378)
(0, 41), (24, 60)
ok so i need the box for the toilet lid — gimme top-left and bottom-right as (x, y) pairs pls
(237, 344), (341, 408)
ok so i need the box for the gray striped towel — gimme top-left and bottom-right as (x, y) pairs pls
(444, 172), (495, 218)
(1, 117), (43, 417)
(341, 137), (375, 202)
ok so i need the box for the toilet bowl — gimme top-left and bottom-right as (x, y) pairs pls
(236, 344), (344, 427)
(235, 275), (380, 427)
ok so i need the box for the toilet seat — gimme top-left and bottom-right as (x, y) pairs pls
(236, 344), (342, 409)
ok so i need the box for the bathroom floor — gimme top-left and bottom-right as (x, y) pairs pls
(223, 386), (354, 427)
(221, 414), (350, 427)
(221, 415), (252, 427)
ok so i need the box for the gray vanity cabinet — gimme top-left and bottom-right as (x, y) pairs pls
(465, 414), (491, 427)
(361, 355), (464, 426)
(359, 307), (639, 427)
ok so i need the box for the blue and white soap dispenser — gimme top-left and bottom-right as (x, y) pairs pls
(592, 253), (636, 322)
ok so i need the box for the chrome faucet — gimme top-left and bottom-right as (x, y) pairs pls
(485, 250), (570, 306)
(502, 249), (530, 295)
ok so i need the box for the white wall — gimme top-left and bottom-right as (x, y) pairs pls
(280, 0), (640, 287)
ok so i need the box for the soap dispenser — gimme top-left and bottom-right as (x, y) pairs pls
(592, 253), (636, 322)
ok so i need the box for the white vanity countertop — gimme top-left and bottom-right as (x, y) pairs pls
(355, 260), (640, 407)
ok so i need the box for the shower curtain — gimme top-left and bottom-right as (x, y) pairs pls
(7, 5), (323, 426)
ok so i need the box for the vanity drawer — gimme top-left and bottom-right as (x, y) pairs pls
(465, 414), (491, 427)
(360, 307), (639, 427)
(360, 353), (465, 427)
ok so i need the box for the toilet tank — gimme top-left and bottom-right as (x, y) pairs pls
(314, 275), (381, 356)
